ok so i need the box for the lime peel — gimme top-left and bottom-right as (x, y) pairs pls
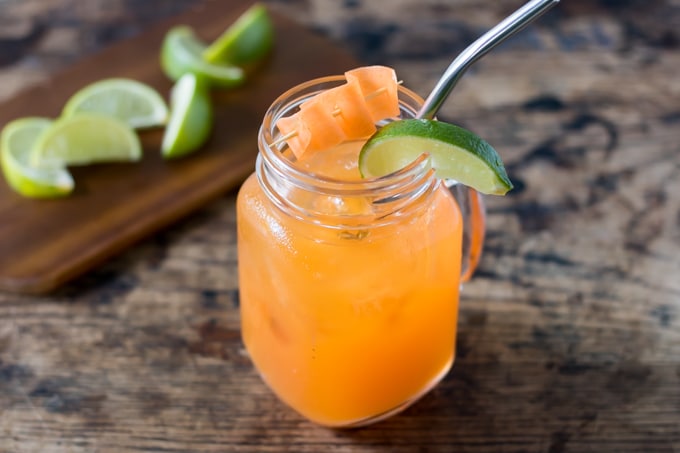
(202, 3), (274, 66)
(359, 119), (513, 195)
(161, 73), (213, 159)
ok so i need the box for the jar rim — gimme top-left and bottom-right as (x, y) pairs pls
(255, 74), (440, 228)
(258, 74), (432, 193)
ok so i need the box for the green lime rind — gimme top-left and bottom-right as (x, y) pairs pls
(202, 3), (274, 66)
(161, 26), (245, 88)
(62, 78), (169, 129)
(161, 73), (213, 159)
(31, 113), (142, 167)
(359, 119), (513, 195)
(1, 117), (74, 198)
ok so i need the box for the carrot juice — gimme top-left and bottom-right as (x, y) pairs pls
(237, 75), (480, 427)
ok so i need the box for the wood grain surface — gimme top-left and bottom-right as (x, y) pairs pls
(1, 0), (679, 452)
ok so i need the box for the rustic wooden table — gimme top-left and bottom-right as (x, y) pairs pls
(1, 0), (679, 452)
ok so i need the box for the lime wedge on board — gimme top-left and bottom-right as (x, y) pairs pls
(203, 3), (274, 66)
(161, 26), (244, 88)
(1, 117), (74, 198)
(161, 73), (213, 159)
(31, 113), (142, 167)
(62, 78), (169, 129)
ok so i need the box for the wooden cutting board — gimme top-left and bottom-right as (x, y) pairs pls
(0, 1), (359, 294)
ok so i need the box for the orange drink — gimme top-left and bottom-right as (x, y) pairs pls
(237, 75), (485, 427)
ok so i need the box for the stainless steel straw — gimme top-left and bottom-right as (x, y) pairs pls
(416, 0), (560, 120)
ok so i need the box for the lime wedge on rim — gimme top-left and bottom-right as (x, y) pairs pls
(161, 26), (244, 88)
(359, 119), (513, 195)
(203, 3), (274, 66)
(1, 118), (74, 198)
(161, 73), (213, 159)
(31, 113), (142, 167)
(62, 78), (169, 129)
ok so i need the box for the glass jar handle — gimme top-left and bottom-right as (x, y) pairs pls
(447, 183), (486, 283)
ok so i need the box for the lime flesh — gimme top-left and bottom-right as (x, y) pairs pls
(31, 113), (142, 167)
(359, 119), (513, 195)
(1, 118), (74, 198)
(62, 78), (169, 129)
(161, 26), (244, 88)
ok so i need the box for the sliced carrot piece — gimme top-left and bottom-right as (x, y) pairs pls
(301, 81), (376, 139)
(345, 65), (400, 122)
(299, 101), (345, 154)
(275, 66), (400, 159)
(275, 114), (310, 159)
(275, 102), (345, 159)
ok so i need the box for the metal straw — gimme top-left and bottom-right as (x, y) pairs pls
(416, 0), (560, 120)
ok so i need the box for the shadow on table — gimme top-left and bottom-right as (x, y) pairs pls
(333, 325), (677, 452)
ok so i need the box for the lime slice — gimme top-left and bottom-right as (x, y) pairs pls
(203, 3), (274, 66)
(31, 113), (142, 167)
(160, 26), (244, 88)
(1, 118), (74, 198)
(359, 119), (513, 195)
(161, 73), (213, 158)
(62, 78), (169, 129)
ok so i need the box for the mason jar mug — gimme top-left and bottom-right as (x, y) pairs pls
(236, 76), (485, 427)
